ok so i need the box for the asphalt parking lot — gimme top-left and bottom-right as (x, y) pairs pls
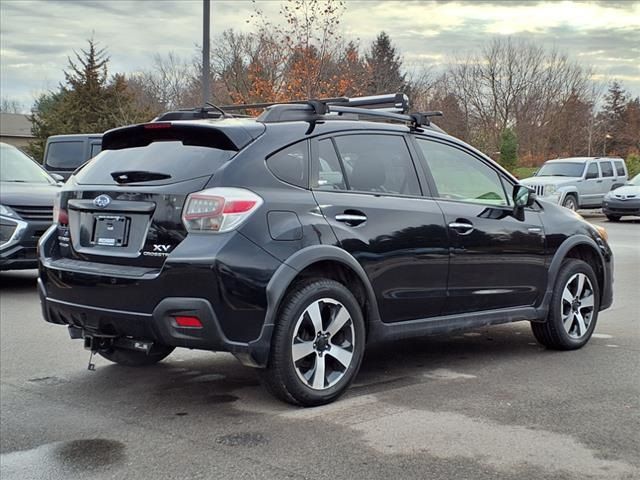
(1, 214), (638, 480)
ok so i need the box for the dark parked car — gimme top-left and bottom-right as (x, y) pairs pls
(602, 173), (640, 221)
(43, 133), (102, 180)
(38, 94), (613, 406)
(1, 142), (60, 270)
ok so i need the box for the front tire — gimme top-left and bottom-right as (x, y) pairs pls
(531, 259), (599, 350)
(262, 279), (365, 407)
(562, 194), (578, 211)
(99, 344), (174, 367)
(606, 214), (621, 222)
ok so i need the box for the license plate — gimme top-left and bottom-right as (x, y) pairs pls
(93, 215), (129, 247)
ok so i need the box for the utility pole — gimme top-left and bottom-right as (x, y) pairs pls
(202, 0), (211, 105)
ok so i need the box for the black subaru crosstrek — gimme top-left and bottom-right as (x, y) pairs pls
(38, 94), (613, 406)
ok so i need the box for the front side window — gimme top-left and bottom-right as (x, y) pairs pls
(600, 161), (613, 177)
(90, 143), (102, 158)
(266, 141), (308, 188)
(416, 139), (509, 206)
(614, 160), (625, 176)
(332, 134), (421, 196)
(46, 141), (84, 169)
(585, 163), (599, 179)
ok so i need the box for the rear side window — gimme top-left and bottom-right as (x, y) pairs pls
(600, 161), (613, 177)
(614, 160), (625, 176)
(332, 134), (421, 196)
(266, 142), (308, 188)
(314, 139), (346, 190)
(74, 141), (234, 185)
(46, 141), (84, 169)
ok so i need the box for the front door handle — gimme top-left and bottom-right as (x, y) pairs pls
(336, 213), (367, 226)
(448, 221), (474, 235)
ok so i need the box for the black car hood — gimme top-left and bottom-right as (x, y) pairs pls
(0, 182), (60, 206)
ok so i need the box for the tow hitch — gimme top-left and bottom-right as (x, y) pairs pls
(81, 332), (154, 371)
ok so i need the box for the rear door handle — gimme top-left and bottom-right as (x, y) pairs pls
(335, 213), (367, 226)
(448, 221), (474, 235)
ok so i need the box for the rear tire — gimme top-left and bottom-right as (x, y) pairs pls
(606, 214), (621, 222)
(99, 344), (174, 367)
(562, 194), (578, 211)
(262, 279), (365, 407)
(531, 259), (599, 350)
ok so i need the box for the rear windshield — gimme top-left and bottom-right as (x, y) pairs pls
(74, 141), (235, 185)
(46, 141), (85, 169)
(537, 162), (585, 177)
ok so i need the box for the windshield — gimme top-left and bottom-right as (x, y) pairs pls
(0, 144), (55, 184)
(537, 162), (585, 177)
(630, 174), (640, 186)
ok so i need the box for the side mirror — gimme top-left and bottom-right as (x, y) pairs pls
(513, 184), (536, 208)
(50, 173), (65, 183)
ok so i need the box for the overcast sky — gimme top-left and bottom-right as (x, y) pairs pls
(1, 0), (639, 110)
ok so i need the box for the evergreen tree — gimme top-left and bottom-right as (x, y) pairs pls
(499, 128), (518, 171)
(365, 32), (406, 95)
(29, 39), (150, 160)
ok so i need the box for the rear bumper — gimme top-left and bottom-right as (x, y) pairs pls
(38, 278), (274, 367)
(37, 227), (282, 367)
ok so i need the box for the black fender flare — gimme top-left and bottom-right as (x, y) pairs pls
(246, 245), (380, 367)
(537, 234), (609, 318)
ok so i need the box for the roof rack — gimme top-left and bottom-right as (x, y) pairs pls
(153, 93), (444, 131)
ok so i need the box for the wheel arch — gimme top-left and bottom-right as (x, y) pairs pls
(541, 235), (607, 316)
(267, 246), (380, 333)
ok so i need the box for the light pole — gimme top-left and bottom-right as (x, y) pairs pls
(603, 133), (612, 156)
(202, 0), (211, 105)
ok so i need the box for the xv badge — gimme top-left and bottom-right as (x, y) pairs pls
(153, 244), (171, 252)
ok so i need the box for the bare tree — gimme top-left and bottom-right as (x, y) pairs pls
(129, 52), (196, 112)
(1, 97), (24, 113)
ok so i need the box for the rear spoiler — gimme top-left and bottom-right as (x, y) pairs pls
(102, 122), (263, 151)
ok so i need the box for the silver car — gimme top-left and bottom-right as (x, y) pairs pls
(602, 173), (640, 221)
(521, 157), (627, 210)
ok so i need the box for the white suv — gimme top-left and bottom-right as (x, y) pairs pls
(521, 157), (628, 210)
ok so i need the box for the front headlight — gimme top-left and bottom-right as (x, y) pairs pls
(0, 204), (19, 219)
(545, 184), (557, 195)
(603, 191), (613, 200)
(593, 224), (608, 242)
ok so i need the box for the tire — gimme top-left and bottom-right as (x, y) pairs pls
(261, 279), (366, 407)
(562, 194), (578, 211)
(531, 259), (599, 350)
(99, 344), (174, 367)
(606, 214), (621, 222)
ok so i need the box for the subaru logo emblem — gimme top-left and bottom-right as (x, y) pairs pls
(93, 194), (112, 208)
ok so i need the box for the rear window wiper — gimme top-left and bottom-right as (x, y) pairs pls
(110, 170), (172, 184)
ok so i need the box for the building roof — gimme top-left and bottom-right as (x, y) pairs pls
(0, 113), (34, 138)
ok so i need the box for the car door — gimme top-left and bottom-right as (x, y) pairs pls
(581, 161), (602, 207)
(311, 133), (449, 322)
(413, 137), (547, 315)
(599, 160), (617, 195)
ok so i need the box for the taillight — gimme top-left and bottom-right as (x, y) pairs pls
(53, 193), (68, 225)
(181, 188), (262, 233)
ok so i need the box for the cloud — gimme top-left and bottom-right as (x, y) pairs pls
(0, 0), (638, 109)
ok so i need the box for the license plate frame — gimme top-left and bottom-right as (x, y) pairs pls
(92, 215), (130, 247)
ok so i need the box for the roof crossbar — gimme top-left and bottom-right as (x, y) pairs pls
(328, 105), (444, 129)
